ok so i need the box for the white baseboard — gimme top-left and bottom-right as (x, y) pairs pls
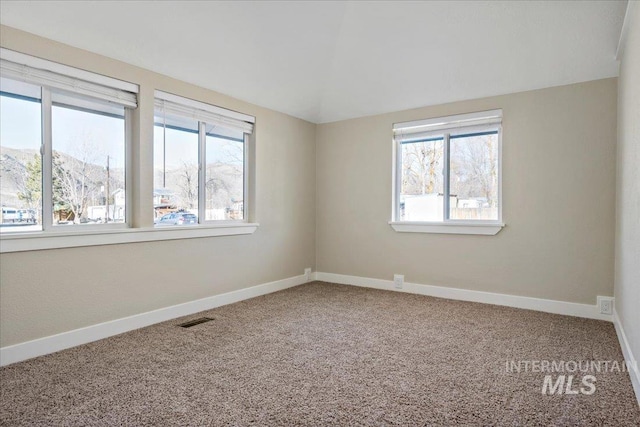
(613, 308), (640, 405)
(0, 273), (310, 367)
(0, 271), (616, 369)
(315, 272), (612, 321)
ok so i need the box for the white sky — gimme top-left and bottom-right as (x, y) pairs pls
(1, 95), (125, 170)
(1, 94), (243, 176)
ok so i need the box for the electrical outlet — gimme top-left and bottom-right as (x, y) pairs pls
(597, 296), (614, 315)
(393, 274), (404, 289)
(304, 268), (312, 281)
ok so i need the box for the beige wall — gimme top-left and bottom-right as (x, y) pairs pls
(615, 4), (640, 368)
(0, 26), (317, 347)
(0, 24), (623, 350)
(316, 78), (618, 305)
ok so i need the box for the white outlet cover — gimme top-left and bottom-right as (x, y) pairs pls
(597, 296), (614, 315)
(393, 274), (404, 289)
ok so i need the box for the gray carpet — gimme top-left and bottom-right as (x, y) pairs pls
(1, 282), (639, 426)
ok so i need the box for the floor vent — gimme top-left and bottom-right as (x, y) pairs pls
(178, 317), (214, 328)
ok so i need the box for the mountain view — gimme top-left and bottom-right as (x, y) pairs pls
(1, 145), (243, 226)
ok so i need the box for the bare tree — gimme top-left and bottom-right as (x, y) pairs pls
(450, 134), (498, 206)
(53, 133), (105, 223)
(205, 138), (243, 213)
(177, 161), (198, 209)
(401, 141), (443, 195)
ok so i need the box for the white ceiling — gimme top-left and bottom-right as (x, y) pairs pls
(0, 1), (628, 124)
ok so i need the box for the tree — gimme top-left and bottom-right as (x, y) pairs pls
(52, 151), (84, 221)
(17, 154), (42, 210)
(12, 130), (121, 224)
(402, 141), (443, 195)
(52, 133), (106, 223)
(17, 153), (67, 222)
(205, 163), (242, 209)
(204, 138), (243, 210)
(177, 161), (198, 210)
(450, 134), (498, 207)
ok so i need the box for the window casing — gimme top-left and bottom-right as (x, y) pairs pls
(391, 110), (503, 235)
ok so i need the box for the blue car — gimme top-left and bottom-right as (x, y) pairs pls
(156, 212), (198, 226)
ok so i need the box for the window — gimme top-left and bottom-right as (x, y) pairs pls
(0, 79), (42, 232)
(153, 91), (253, 227)
(0, 56), (135, 234)
(153, 112), (199, 223)
(51, 92), (127, 227)
(0, 50), (258, 253)
(391, 110), (503, 235)
(205, 125), (245, 221)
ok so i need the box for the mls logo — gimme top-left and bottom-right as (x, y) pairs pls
(542, 375), (596, 395)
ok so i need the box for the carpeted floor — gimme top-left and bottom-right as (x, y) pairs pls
(1, 281), (639, 426)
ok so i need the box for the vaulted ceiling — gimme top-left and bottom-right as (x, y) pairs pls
(0, 1), (628, 123)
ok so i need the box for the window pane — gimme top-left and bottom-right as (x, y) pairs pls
(400, 138), (444, 221)
(153, 113), (199, 226)
(449, 131), (499, 220)
(51, 91), (126, 226)
(0, 78), (43, 233)
(205, 127), (244, 221)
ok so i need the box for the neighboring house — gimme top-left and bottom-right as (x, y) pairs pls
(153, 188), (177, 218)
(86, 188), (126, 222)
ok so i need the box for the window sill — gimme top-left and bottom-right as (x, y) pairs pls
(0, 223), (259, 253)
(389, 221), (504, 235)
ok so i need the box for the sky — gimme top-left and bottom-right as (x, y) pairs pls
(1, 93), (243, 177)
(1, 81), (245, 219)
(1, 94), (126, 171)
(0, 95), (41, 152)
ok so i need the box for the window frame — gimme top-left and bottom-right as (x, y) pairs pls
(44, 87), (134, 232)
(390, 111), (505, 235)
(154, 95), (251, 227)
(200, 122), (250, 225)
(0, 79), (133, 234)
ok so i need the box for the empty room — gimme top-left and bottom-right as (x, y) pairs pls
(0, 1), (639, 425)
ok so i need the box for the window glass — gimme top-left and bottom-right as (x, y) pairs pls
(153, 113), (199, 225)
(205, 125), (244, 221)
(51, 91), (126, 226)
(0, 78), (43, 232)
(400, 138), (444, 221)
(449, 131), (499, 220)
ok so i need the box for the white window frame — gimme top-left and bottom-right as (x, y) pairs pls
(0, 51), (258, 253)
(1, 67), (134, 234)
(154, 91), (253, 227)
(43, 89), (133, 233)
(390, 110), (505, 235)
(201, 131), (250, 225)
